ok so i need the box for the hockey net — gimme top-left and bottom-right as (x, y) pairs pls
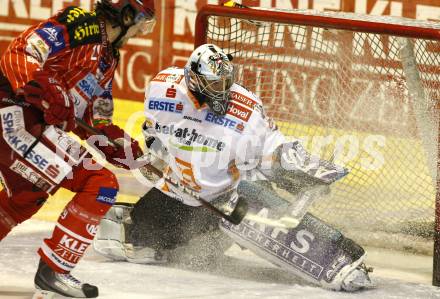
(195, 4), (440, 283)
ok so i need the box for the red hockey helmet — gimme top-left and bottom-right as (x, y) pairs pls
(96, 0), (156, 34)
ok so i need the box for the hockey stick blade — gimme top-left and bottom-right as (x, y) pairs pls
(75, 118), (249, 225)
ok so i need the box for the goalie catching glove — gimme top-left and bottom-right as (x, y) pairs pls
(23, 70), (75, 131)
(270, 141), (348, 193)
(91, 124), (144, 170)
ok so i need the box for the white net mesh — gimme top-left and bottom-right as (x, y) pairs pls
(202, 8), (440, 253)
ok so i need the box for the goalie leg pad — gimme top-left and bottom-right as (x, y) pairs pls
(220, 202), (373, 291)
(93, 202), (167, 264)
(93, 203), (131, 261)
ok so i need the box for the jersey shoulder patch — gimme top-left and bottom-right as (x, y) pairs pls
(229, 84), (262, 110)
(57, 6), (101, 48)
(33, 22), (67, 56)
(151, 68), (185, 84)
(228, 84), (273, 130)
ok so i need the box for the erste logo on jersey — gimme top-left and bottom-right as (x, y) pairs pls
(148, 97), (183, 114)
(205, 112), (244, 134)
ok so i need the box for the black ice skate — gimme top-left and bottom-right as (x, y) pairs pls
(33, 260), (98, 298)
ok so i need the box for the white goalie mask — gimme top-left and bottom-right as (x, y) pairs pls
(184, 44), (235, 115)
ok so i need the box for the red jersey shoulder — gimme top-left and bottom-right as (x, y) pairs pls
(56, 6), (101, 48)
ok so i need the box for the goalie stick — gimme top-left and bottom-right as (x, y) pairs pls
(75, 118), (248, 225)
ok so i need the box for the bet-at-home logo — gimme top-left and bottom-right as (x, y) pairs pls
(154, 123), (225, 152)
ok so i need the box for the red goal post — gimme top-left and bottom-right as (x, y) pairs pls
(195, 5), (440, 286)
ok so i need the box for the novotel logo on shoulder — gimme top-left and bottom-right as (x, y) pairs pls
(148, 98), (183, 114)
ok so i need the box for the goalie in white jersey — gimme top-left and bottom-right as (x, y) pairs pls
(94, 44), (374, 291)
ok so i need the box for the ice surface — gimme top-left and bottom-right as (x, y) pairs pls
(0, 220), (440, 299)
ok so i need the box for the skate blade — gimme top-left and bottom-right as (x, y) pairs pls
(32, 289), (56, 299)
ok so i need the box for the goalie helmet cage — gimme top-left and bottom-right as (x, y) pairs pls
(194, 5), (440, 286)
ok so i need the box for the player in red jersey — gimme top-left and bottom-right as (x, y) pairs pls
(0, 1), (155, 297)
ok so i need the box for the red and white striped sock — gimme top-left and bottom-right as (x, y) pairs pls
(38, 201), (103, 273)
